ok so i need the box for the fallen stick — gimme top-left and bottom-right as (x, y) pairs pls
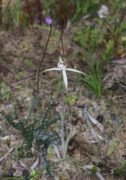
(0, 147), (15, 163)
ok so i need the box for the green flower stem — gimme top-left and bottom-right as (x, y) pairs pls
(58, 103), (65, 156)
(36, 25), (52, 93)
(60, 30), (64, 56)
(63, 129), (77, 158)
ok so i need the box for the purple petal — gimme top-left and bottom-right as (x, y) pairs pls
(45, 16), (53, 25)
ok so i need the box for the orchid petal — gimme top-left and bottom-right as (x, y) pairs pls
(62, 69), (68, 90)
(43, 68), (60, 72)
(66, 68), (85, 75)
(45, 16), (53, 25)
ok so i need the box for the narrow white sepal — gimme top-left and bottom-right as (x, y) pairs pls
(62, 69), (68, 90)
(66, 68), (85, 75)
(43, 68), (60, 72)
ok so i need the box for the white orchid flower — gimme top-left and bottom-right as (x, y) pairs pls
(43, 57), (85, 90)
(97, 5), (109, 19)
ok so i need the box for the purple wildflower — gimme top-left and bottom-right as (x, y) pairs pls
(45, 16), (53, 25)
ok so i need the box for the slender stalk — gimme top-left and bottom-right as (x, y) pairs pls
(60, 29), (64, 56)
(59, 107), (65, 156)
(36, 25), (52, 93)
(63, 129), (76, 158)
(0, 0), (2, 25)
(58, 30), (66, 156)
(60, 109), (65, 154)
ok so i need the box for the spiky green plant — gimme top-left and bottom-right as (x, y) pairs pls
(83, 62), (103, 97)
(0, 96), (59, 176)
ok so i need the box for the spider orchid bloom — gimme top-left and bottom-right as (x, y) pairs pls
(43, 57), (85, 90)
(97, 5), (109, 19)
